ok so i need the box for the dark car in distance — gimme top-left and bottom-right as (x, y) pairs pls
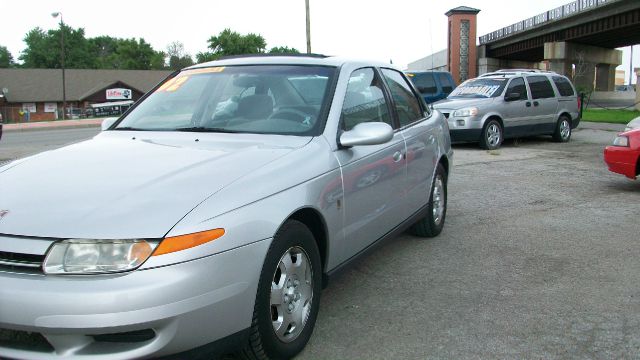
(406, 71), (456, 104)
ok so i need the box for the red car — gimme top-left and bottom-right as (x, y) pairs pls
(604, 129), (640, 179)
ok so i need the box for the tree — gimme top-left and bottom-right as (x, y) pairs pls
(19, 25), (94, 69)
(0, 46), (14, 68)
(197, 28), (267, 63)
(166, 41), (193, 70)
(114, 38), (165, 70)
(268, 46), (300, 55)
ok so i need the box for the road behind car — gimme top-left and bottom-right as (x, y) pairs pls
(299, 127), (640, 359)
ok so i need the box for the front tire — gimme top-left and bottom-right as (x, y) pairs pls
(552, 115), (572, 142)
(239, 220), (322, 360)
(479, 119), (503, 150)
(409, 163), (447, 237)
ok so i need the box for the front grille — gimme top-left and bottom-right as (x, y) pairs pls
(0, 328), (54, 352)
(0, 251), (45, 274)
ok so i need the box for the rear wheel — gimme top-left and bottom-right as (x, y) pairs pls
(409, 164), (447, 237)
(552, 115), (572, 142)
(239, 220), (322, 360)
(479, 119), (503, 150)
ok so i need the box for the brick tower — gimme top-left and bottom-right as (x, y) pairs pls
(446, 6), (480, 84)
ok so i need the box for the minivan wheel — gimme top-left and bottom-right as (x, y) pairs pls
(480, 119), (503, 150)
(239, 220), (322, 360)
(552, 115), (572, 142)
(409, 163), (447, 238)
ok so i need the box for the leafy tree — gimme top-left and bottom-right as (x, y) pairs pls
(268, 46), (300, 55)
(197, 28), (267, 63)
(166, 41), (193, 70)
(19, 25), (94, 69)
(0, 46), (14, 68)
(112, 38), (165, 70)
(89, 36), (121, 69)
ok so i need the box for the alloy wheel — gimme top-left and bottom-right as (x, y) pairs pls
(270, 246), (313, 343)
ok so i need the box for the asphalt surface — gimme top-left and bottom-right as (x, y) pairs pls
(1, 125), (639, 359)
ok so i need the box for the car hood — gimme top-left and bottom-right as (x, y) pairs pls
(433, 97), (494, 110)
(0, 131), (311, 239)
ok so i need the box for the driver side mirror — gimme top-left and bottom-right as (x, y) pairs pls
(339, 122), (394, 148)
(505, 92), (521, 102)
(101, 117), (118, 131)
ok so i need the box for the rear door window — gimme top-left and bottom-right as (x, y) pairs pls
(438, 73), (454, 93)
(552, 76), (575, 97)
(381, 68), (425, 127)
(407, 72), (437, 95)
(527, 76), (556, 99)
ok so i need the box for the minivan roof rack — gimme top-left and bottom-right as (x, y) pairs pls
(479, 69), (558, 77)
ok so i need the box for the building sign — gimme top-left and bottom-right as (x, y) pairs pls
(22, 103), (36, 113)
(106, 88), (132, 100)
(44, 102), (57, 113)
(479, 0), (618, 45)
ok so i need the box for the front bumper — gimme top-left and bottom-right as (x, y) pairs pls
(604, 146), (638, 179)
(0, 238), (270, 360)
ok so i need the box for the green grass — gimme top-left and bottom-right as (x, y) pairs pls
(582, 109), (639, 124)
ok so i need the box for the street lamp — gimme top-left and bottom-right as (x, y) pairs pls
(51, 12), (66, 120)
(305, 0), (311, 54)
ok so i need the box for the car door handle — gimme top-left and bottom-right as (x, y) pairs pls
(526, 102), (531, 107)
(393, 151), (403, 162)
(533, 101), (539, 107)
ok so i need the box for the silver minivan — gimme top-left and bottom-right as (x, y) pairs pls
(434, 70), (580, 149)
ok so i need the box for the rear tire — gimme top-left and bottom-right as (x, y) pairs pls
(479, 119), (503, 150)
(409, 164), (447, 238)
(552, 115), (572, 142)
(238, 220), (322, 360)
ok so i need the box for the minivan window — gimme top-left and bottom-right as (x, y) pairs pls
(438, 73), (454, 93)
(505, 77), (528, 100)
(381, 68), (424, 127)
(407, 72), (437, 94)
(341, 68), (392, 131)
(527, 76), (556, 99)
(552, 76), (575, 97)
(449, 78), (508, 99)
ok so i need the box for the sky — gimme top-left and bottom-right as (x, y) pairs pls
(2, 0), (638, 82)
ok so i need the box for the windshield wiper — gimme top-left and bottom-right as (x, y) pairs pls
(175, 126), (242, 133)
(113, 126), (150, 131)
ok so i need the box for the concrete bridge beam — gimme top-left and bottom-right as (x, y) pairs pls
(544, 42), (622, 92)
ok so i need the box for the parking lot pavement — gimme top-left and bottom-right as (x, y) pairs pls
(298, 128), (640, 359)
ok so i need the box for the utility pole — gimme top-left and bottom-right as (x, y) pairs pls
(305, 0), (311, 54)
(630, 45), (634, 86)
(52, 12), (66, 120)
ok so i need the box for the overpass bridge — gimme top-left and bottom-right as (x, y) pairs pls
(477, 0), (640, 91)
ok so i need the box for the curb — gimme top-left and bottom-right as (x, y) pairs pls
(3, 119), (104, 133)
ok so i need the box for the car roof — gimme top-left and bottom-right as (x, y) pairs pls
(185, 55), (398, 71)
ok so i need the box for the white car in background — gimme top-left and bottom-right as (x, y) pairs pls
(626, 116), (640, 132)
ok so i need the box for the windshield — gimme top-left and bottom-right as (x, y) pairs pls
(115, 65), (336, 135)
(448, 78), (507, 99)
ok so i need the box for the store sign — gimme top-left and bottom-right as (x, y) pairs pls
(106, 88), (132, 100)
(479, 0), (618, 45)
(44, 103), (57, 113)
(22, 103), (36, 113)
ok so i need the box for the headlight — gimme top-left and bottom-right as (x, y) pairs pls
(612, 135), (629, 147)
(43, 239), (157, 275)
(452, 107), (479, 117)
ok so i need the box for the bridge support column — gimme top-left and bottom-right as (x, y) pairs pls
(544, 42), (622, 92)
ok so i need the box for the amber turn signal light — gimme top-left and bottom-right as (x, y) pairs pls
(153, 228), (225, 256)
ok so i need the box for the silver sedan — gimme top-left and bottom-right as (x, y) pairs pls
(0, 56), (452, 359)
